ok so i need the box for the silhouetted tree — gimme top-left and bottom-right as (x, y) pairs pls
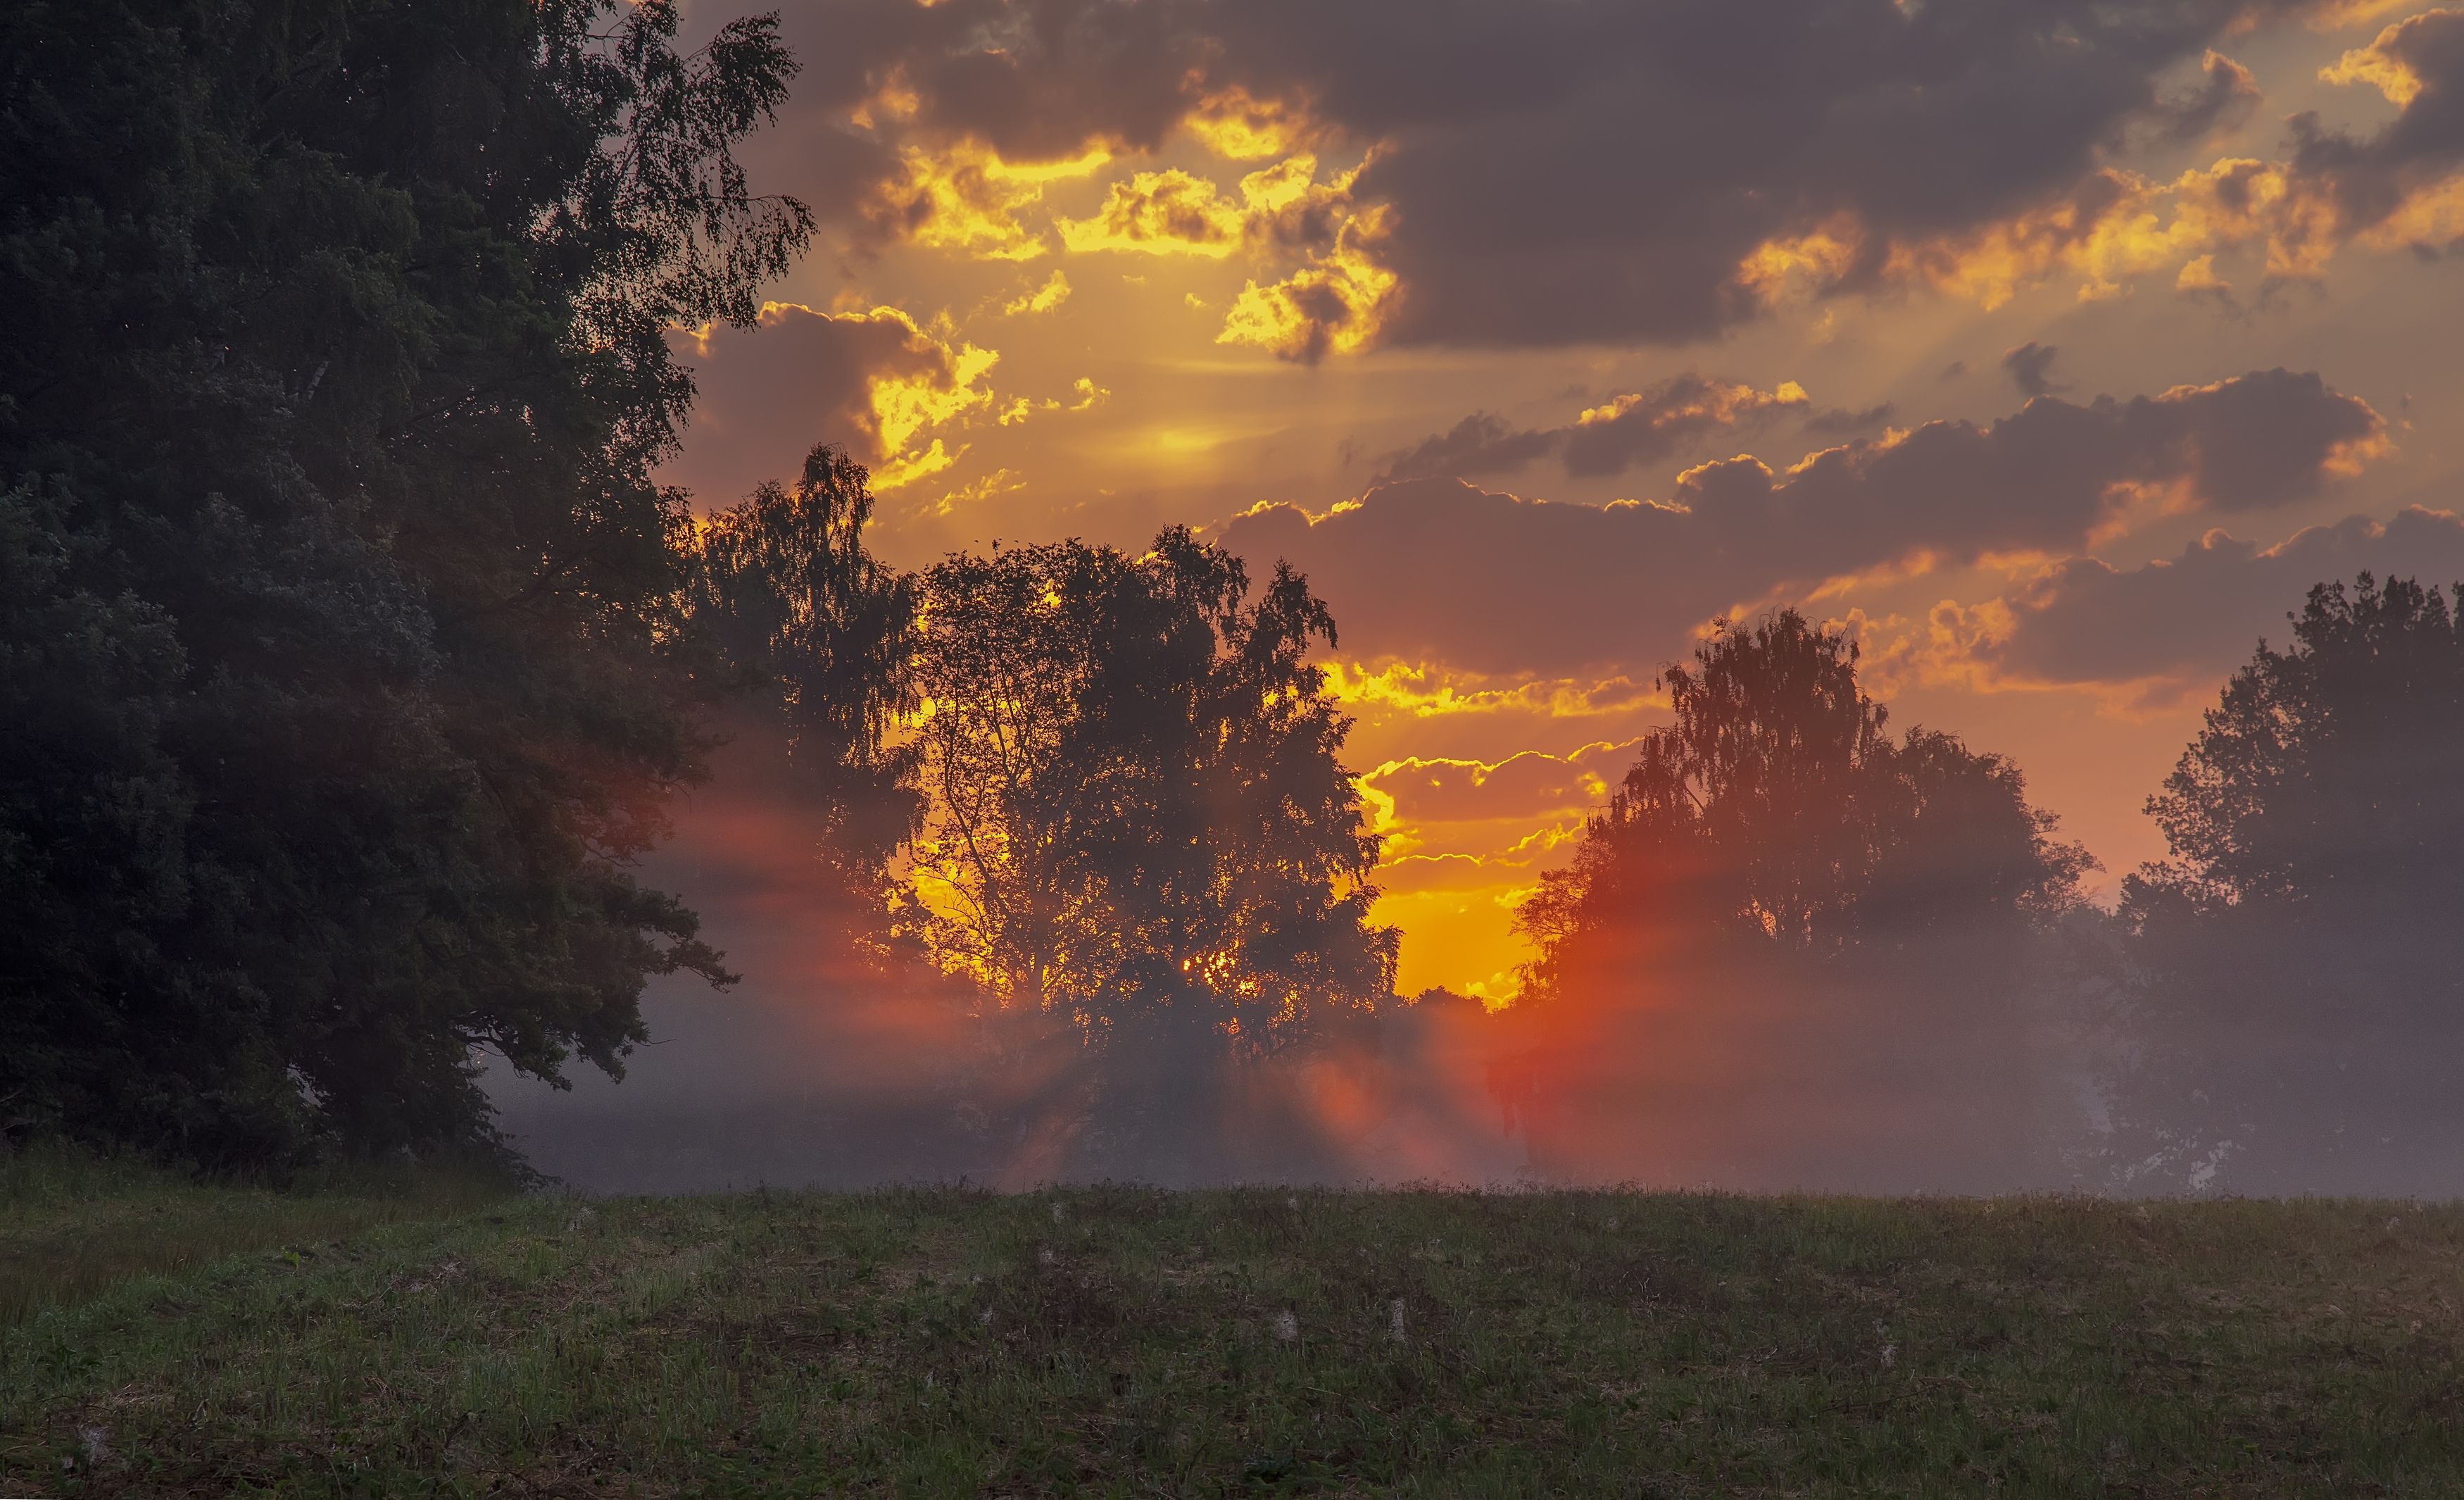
(0, 1), (809, 1163)
(689, 444), (922, 911)
(2119, 574), (2464, 1193)
(906, 530), (1398, 1052)
(1509, 611), (2092, 1189)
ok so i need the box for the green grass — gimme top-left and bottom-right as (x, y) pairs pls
(0, 1142), (510, 1328)
(5, 1182), (2462, 1496)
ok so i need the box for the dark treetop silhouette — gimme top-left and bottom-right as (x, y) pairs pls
(1506, 610), (2095, 1189)
(2120, 574), (2464, 1194)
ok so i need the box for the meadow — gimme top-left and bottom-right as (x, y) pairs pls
(6, 1158), (2462, 1496)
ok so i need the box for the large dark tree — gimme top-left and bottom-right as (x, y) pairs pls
(2120, 574), (2464, 1193)
(1, 0), (808, 1162)
(1509, 611), (2092, 1189)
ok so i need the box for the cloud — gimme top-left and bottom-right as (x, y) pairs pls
(772, 0), (2420, 352)
(1801, 401), (1899, 437)
(2290, 9), (2464, 252)
(1217, 204), (1400, 362)
(860, 139), (1116, 261)
(1376, 375), (1810, 482)
(1324, 663), (1661, 720)
(1892, 507), (2464, 695)
(1373, 413), (1559, 482)
(1001, 270), (1072, 316)
(1364, 741), (1641, 827)
(2152, 50), (2264, 146)
(1055, 154), (1359, 258)
(1220, 369), (2384, 677)
(664, 304), (998, 504)
(2002, 342), (2066, 399)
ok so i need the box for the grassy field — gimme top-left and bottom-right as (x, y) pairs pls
(4, 1174), (2462, 1497)
(0, 1145), (510, 1330)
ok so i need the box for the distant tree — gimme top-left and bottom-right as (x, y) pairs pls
(689, 444), (922, 907)
(1521, 611), (2087, 973)
(2119, 574), (2464, 1193)
(905, 529), (1397, 1054)
(1509, 611), (2092, 1189)
(0, 1), (810, 1163)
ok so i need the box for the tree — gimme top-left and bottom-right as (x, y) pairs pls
(2119, 574), (2464, 1193)
(689, 444), (922, 905)
(0, 0), (810, 1163)
(905, 529), (1397, 1054)
(1508, 611), (2092, 1189)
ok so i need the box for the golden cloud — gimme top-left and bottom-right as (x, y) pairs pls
(2323, 30), (2428, 104)
(1001, 270), (1072, 316)
(2305, 0), (2427, 29)
(1324, 661), (1663, 720)
(1364, 742), (1641, 829)
(1057, 168), (1247, 256)
(1734, 132), (2459, 312)
(710, 302), (1002, 492)
(924, 466), (1026, 519)
(1217, 203), (1400, 362)
(1055, 153), (1364, 257)
(1183, 84), (1323, 161)
(864, 139), (1114, 261)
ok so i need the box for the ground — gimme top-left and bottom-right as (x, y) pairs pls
(5, 1156), (2462, 1496)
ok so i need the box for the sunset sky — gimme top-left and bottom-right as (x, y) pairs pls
(659, 0), (2464, 1001)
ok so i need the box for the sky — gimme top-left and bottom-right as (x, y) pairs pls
(660, 0), (2464, 1001)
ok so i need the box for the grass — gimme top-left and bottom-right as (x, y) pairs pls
(4, 1180), (2462, 1496)
(0, 1142), (510, 1328)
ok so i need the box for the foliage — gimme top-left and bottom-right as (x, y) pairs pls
(1509, 611), (2094, 1188)
(0, 0), (807, 1163)
(10, 1186), (2464, 1494)
(1520, 608), (2090, 981)
(905, 529), (1397, 1054)
(687, 444), (922, 896)
(2119, 574), (2464, 1193)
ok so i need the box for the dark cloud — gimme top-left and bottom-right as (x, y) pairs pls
(2151, 49), (2263, 146)
(759, 0), (2351, 348)
(2292, 8), (2464, 242)
(1801, 401), (1898, 437)
(1374, 413), (1559, 482)
(660, 304), (987, 506)
(1966, 507), (2464, 688)
(1223, 369), (2383, 676)
(2002, 342), (2066, 399)
(1375, 374), (1805, 482)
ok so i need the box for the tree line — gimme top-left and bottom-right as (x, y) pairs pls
(8, 1), (2461, 1192)
(1503, 585), (2464, 1194)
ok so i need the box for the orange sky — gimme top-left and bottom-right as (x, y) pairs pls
(661, 0), (2464, 1000)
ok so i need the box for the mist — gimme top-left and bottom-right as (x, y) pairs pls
(486, 725), (1526, 1193)
(494, 579), (2464, 1203)
(474, 733), (2118, 1199)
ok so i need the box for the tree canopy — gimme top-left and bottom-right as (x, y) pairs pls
(688, 444), (922, 901)
(2120, 573), (2464, 1192)
(1, 0), (808, 1162)
(1520, 610), (2089, 981)
(905, 529), (1398, 1054)
(1508, 611), (2092, 1189)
